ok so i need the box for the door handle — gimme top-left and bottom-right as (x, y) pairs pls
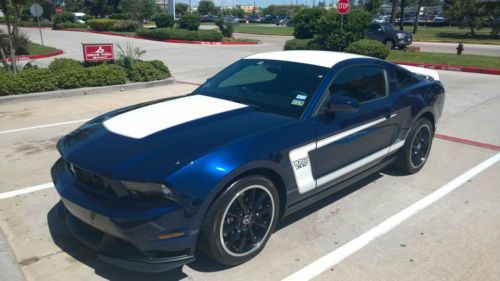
(386, 113), (397, 119)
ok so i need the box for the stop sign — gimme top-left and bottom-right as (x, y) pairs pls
(337, 0), (350, 15)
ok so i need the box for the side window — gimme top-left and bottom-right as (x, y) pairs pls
(395, 67), (419, 90)
(368, 24), (380, 32)
(329, 66), (387, 103)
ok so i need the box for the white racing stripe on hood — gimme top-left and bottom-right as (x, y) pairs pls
(103, 95), (248, 139)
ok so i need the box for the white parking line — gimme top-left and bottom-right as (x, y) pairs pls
(283, 152), (500, 281)
(0, 119), (90, 135)
(0, 183), (54, 200)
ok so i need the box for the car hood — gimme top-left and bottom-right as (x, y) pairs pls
(58, 95), (293, 181)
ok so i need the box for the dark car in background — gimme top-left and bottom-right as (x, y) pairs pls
(366, 22), (412, 49)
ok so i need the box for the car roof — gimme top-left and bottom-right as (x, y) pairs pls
(244, 51), (371, 69)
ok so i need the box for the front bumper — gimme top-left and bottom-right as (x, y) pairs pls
(397, 37), (412, 47)
(51, 158), (197, 272)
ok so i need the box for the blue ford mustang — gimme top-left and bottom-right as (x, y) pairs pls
(51, 51), (445, 272)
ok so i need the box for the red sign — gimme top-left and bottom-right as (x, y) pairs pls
(83, 44), (114, 61)
(337, 0), (350, 14)
(56, 7), (63, 14)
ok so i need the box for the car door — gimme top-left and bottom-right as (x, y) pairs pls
(308, 64), (400, 190)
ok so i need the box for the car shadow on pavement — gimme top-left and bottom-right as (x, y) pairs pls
(278, 172), (383, 230)
(47, 202), (189, 281)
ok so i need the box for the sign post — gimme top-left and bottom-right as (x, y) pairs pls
(336, 0), (350, 32)
(82, 44), (115, 62)
(29, 4), (44, 46)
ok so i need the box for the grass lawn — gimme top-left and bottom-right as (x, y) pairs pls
(405, 26), (500, 45)
(233, 24), (499, 45)
(234, 24), (293, 36)
(27, 43), (57, 55)
(388, 50), (500, 69)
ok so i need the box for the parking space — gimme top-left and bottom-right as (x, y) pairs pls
(0, 70), (499, 281)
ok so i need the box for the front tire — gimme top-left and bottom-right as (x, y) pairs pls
(384, 38), (395, 49)
(198, 176), (279, 266)
(393, 118), (434, 174)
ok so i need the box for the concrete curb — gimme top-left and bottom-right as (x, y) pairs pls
(0, 228), (26, 281)
(392, 61), (500, 75)
(58, 29), (260, 45)
(2, 49), (64, 62)
(0, 77), (176, 104)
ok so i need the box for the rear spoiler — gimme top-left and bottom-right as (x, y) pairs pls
(399, 65), (440, 81)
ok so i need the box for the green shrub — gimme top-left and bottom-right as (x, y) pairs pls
(293, 7), (326, 39)
(314, 8), (372, 51)
(14, 68), (58, 94)
(112, 20), (141, 32)
(87, 19), (121, 31)
(345, 39), (390, 59)
(18, 21), (52, 27)
(0, 17), (5, 24)
(0, 70), (16, 96)
(215, 18), (234, 37)
(153, 13), (175, 28)
(85, 64), (127, 86)
(179, 13), (201, 31)
(52, 11), (76, 25)
(82, 15), (96, 22)
(284, 39), (313, 50)
(136, 28), (223, 41)
(129, 61), (168, 82)
(148, 60), (170, 76)
(53, 22), (89, 30)
(48, 59), (88, 89)
(110, 13), (130, 20)
(0, 30), (30, 55)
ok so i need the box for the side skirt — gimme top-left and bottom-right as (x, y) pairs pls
(283, 154), (398, 217)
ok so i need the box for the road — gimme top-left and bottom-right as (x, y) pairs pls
(0, 26), (499, 281)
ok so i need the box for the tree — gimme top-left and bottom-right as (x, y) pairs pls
(119, 0), (155, 21)
(364, 0), (383, 15)
(198, 0), (215, 15)
(230, 7), (245, 18)
(175, 2), (189, 16)
(389, 0), (397, 24)
(64, 0), (87, 12)
(445, 0), (487, 35)
(293, 7), (326, 39)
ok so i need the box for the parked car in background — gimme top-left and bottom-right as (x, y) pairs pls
(366, 22), (412, 49)
(224, 16), (240, 25)
(201, 14), (218, 22)
(73, 12), (86, 24)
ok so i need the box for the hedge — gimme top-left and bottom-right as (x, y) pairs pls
(53, 22), (89, 30)
(136, 28), (223, 42)
(87, 19), (121, 31)
(129, 61), (169, 82)
(345, 39), (390, 59)
(86, 64), (128, 86)
(18, 21), (53, 27)
(153, 13), (175, 28)
(179, 13), (201, 31)
(284, 39), (313, 50)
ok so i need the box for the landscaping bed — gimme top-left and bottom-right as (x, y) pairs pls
(387, 51), (500, 69)
(0, 56), (171, 96)
(27, 43), (57, 55)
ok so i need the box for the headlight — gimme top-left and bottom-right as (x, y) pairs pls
(121, 181), (176, 201)
(397, 33), (406, 39)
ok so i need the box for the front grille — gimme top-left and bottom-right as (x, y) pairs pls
(67, 161), (117, 197)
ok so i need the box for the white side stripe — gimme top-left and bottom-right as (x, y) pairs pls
(283, 152), (500, 281)
(0, 182), (54, 200)
(0, 119), (90, 135)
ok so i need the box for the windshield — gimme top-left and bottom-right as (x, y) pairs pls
(193, 59), (329, 118)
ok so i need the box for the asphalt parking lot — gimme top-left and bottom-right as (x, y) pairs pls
(0, 67), (499, 281)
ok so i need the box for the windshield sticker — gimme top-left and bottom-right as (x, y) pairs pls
(291, 99), (305, 106)
(295, 94), (307, 100)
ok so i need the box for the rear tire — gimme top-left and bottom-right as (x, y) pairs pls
(198, 175), (279, 266)
(393, 118), (434, 174)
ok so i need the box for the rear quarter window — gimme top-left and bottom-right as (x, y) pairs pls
(395, 67), (420, 90)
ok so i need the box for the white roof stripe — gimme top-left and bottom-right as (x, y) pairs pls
(244, 51), (369, 68)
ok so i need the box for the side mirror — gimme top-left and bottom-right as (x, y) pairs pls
(324, 95), (359, 114)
